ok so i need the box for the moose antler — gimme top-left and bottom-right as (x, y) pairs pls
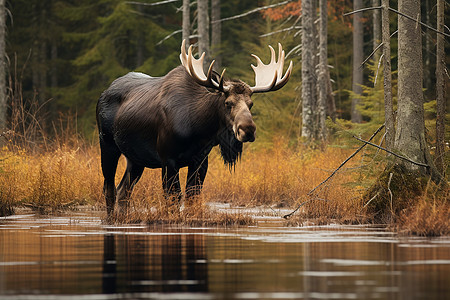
(180, 39), (228, 92)
(250, 43), (293, 93)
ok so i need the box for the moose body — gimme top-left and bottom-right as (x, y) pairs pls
(97, 41), (292, 215)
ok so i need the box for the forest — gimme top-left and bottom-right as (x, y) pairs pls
(0, 0), (448, 235)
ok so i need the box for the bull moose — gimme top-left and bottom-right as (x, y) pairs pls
(96, 40), (293, 215)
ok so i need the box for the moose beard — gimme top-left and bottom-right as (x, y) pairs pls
(217, 127), (243, 170)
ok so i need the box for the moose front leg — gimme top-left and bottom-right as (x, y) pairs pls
(186, 156), (208, 198)
(161, 165), (182, 212)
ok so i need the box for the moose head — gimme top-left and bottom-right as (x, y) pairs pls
(179, 40), (293, 143)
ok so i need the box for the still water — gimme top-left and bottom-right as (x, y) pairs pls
(0, 211), (449, 300)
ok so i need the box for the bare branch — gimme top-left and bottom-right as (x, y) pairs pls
(344, 5), (449, 38)
(157, 29), (182, 45)
(361, 30), (398, 67)
(343, 6), (382, 16)
(388, 7), (450, 38)
(126, 0), (179, 7)
(260, 26), (302, 37)
(352, 135), (429, 168)
(212, 0), (296, 24)
(283, 124), (386, 219)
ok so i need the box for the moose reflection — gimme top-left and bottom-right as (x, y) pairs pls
(101, 233), (208, 294)
(96, 40), (293, 215)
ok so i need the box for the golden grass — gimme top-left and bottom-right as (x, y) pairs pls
(0, 137), (362, 220)
(1, 137), (448, 235)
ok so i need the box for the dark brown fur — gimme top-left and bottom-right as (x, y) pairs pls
(97, 66), (255, 215)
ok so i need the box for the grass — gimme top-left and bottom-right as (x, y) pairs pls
(0, 132), (448, 235)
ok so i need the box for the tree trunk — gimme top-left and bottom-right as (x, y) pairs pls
(372, 0), (381, 63)
(382, 0), (394, 150)
(211, 0), (221, 69)
(395, 0), (434, 174)
(326, 69), (336, 122)
(318, 0), (327, 141)
(182, 0), (190, 46)
(435, 0), (445, 175)
(197, 0), (209, 62)
(423, 0), (432, 97)
(301, 0), (316, 140)
(351, 0), (363, 123)
(0, 0), (6, 132)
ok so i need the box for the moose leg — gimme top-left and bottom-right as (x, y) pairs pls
(186, 156), (208, 199)
(161, 165), (182, 211)
(116, 158), (145, 212)
(100, 143), (121, 216)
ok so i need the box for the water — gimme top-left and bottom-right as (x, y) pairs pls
(0, 211), (449, 300)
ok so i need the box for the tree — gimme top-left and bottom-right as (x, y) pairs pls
(197, 0), (209, 61)
(395, 0), (435, 174)
(211, 0), (222, 68)
(435, 0), (445, 175)
(382, 0), (394, 150)
(182, 0), (190, 45)
(301, 0), (316, 140)
(317, 0), (327, 141)
(372, 0), (381, 62)
(351, 0), (363, 123)
(0, 0), (5, 132)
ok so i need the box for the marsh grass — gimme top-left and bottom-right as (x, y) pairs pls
(1, 131), (448, 234)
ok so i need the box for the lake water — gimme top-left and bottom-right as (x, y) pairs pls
(0, 210), (449, 299)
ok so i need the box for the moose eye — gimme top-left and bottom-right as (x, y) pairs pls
(225, 101), (233, 110)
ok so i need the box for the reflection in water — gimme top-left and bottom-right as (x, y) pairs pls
(0, 215), (449, 299)
(102, 235), (116, 294)
(101, 232), (208, 294)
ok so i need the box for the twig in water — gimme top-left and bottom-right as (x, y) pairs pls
(283, 124), (386, 219)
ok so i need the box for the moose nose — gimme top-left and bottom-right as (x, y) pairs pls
(237, 121), (256, 143)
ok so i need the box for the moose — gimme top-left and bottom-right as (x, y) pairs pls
(96, 40), (292, 215)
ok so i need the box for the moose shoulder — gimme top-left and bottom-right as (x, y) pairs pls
(97, 40), (293, 215)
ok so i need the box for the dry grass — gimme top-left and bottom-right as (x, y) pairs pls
(1, 135), (448, 235)
(394, 182), (449, 236)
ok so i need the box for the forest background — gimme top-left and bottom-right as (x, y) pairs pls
(0, 0), (449, 233)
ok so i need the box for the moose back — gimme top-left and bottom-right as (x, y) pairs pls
(96, 40), (292, 215)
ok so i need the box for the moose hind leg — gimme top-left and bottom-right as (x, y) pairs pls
(100, 143), (121, 216)
(116, 158), (145, 211)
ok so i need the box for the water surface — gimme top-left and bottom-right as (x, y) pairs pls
(0, 211), (449, 299)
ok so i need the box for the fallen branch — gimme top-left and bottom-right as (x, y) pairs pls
(283, 124), (385, 219)
(352, 135), (429, 168)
